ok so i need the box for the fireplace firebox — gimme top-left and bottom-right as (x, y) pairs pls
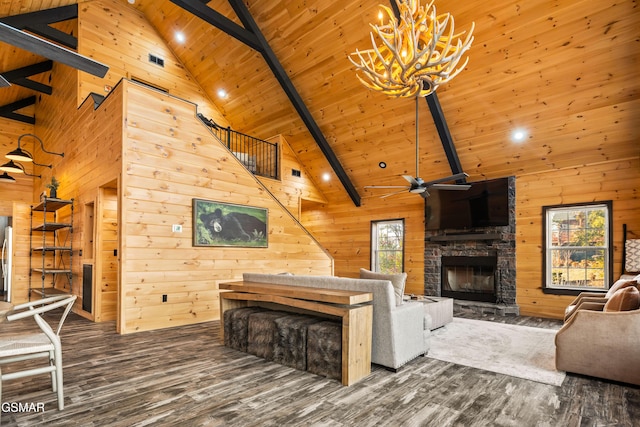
(441, 256), (497, 303)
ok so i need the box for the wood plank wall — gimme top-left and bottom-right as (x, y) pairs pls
(97, 186), (118, 321)
(516, 159), (640, 318)
(77, 0), (228, 128)
(8, 202), (31, 302)
(302, 194), (427, 296)
(302, 158), (640, 318)
(0, 120), (35, 214)
(258, 135), (327, 220)
(3, 0), (333, 334)
(121, 81), (333, 333)
(26, 63), (123, 310)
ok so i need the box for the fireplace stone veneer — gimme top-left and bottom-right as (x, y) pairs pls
(424, 176), (519, 315)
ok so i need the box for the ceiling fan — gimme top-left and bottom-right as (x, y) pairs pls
(365, 97), (471, 199)
(0, 21), (109, 88)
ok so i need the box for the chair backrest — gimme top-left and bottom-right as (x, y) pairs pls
(7, 295), (77, 337)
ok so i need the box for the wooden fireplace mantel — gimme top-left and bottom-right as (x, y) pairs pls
(427, 233), (503, 242)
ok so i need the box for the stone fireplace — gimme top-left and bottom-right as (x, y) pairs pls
(424, 176), (519, 315)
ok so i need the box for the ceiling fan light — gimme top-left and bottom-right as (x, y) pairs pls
(0, 160), (24, 174)
(5, 147), (33, 162)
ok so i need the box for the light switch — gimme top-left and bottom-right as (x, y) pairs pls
(172, 224), (183, 233)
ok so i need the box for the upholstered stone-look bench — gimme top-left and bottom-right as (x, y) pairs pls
(223, 306), (266, 352)
(224, 307), (342, 381)
(307, 321), (342, 380)
(247, 310), (290, 360)
(273, 314), (322, 371)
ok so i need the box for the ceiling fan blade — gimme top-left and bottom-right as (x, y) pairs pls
(0, 22), (108, 78)
(380, 189), (409, 199)
(402, 175), (420, 186)
(0, 74), (10, 87)
(431, 183), (472, 191)
(422, 172), (469, 186)
(364, 185), (409, 189)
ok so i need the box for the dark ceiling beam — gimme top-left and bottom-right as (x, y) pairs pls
(425, 93), (466, 182)
(0, 4), (78, 49)
(2, 60), (53, 94)
(169, 0), (261, 51)
(172, 0), (361, 206)
(0, 96), (36, 124)
(0, 21), (108, 78)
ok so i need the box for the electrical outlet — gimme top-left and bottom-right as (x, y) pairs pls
(162, 294), (167, 302)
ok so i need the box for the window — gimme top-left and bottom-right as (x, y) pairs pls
(371, 219), (404, 274)
(543, 201), (613, 294)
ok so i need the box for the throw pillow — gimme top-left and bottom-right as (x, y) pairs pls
(625, 239), (640, 273)
(360, 268), (407, 306)
(605, 278), (638, 298)
(603, 286), (640, 312)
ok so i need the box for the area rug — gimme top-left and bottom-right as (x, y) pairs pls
(427, 318), (566, 386)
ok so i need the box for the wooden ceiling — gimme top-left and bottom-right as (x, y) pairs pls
(1, 0), (638, 205)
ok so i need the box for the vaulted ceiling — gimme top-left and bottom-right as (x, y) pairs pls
(1, 0), (638, 206)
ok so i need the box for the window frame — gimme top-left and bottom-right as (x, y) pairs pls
(542, 201), (613, 295)
(370, 218), (405, 274)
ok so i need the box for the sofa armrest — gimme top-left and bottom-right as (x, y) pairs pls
(568, 292), (607, 307)
(385, 302), (427, 366)
(564, 298), (607, 322)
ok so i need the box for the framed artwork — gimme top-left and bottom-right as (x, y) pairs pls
(193, 199), (268, 247)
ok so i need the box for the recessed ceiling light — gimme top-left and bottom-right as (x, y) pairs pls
(128, 0), (135, 4)
(511, 128), (527, 142)
(378, 161), (387, 169)
(175, 32), (185, 43)
(322, 172), (331, 182)
(217, 89), (228, 99)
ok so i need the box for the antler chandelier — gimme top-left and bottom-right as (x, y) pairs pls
(348, 0), (474, 98)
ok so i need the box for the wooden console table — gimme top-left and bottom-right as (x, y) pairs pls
(219, 281), (373, 386)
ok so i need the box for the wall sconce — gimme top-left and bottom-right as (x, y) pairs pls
(0, 160), (42, 180)
(5, 133), (64, 168)
(0, 172), (16, 183)
(0, 160), (24, 174)
(1, 134), (62, 184)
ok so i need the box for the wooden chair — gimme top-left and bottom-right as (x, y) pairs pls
(0, 294), (77, 410)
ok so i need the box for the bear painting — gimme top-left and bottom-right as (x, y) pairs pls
(194, 200), (268, 247)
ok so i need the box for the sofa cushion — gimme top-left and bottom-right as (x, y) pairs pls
(605, 278), (638, 298)
(604, 286), (640, 312)
(360, 268), (406, 306)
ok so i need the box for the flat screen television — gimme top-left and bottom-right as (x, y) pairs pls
(425, 177), (510, 230)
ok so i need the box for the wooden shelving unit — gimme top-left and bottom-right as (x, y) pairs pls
(29, 197), (74, 300)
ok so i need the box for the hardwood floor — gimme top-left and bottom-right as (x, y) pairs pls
(0, 310), (637, 426)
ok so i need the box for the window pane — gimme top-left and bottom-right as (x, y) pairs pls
(371, 219), (404, 274)
(544, 203), (611, 292)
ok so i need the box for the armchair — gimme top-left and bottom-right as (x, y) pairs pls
(0, 294), (77, 410)
(555, 307), (640, 385)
